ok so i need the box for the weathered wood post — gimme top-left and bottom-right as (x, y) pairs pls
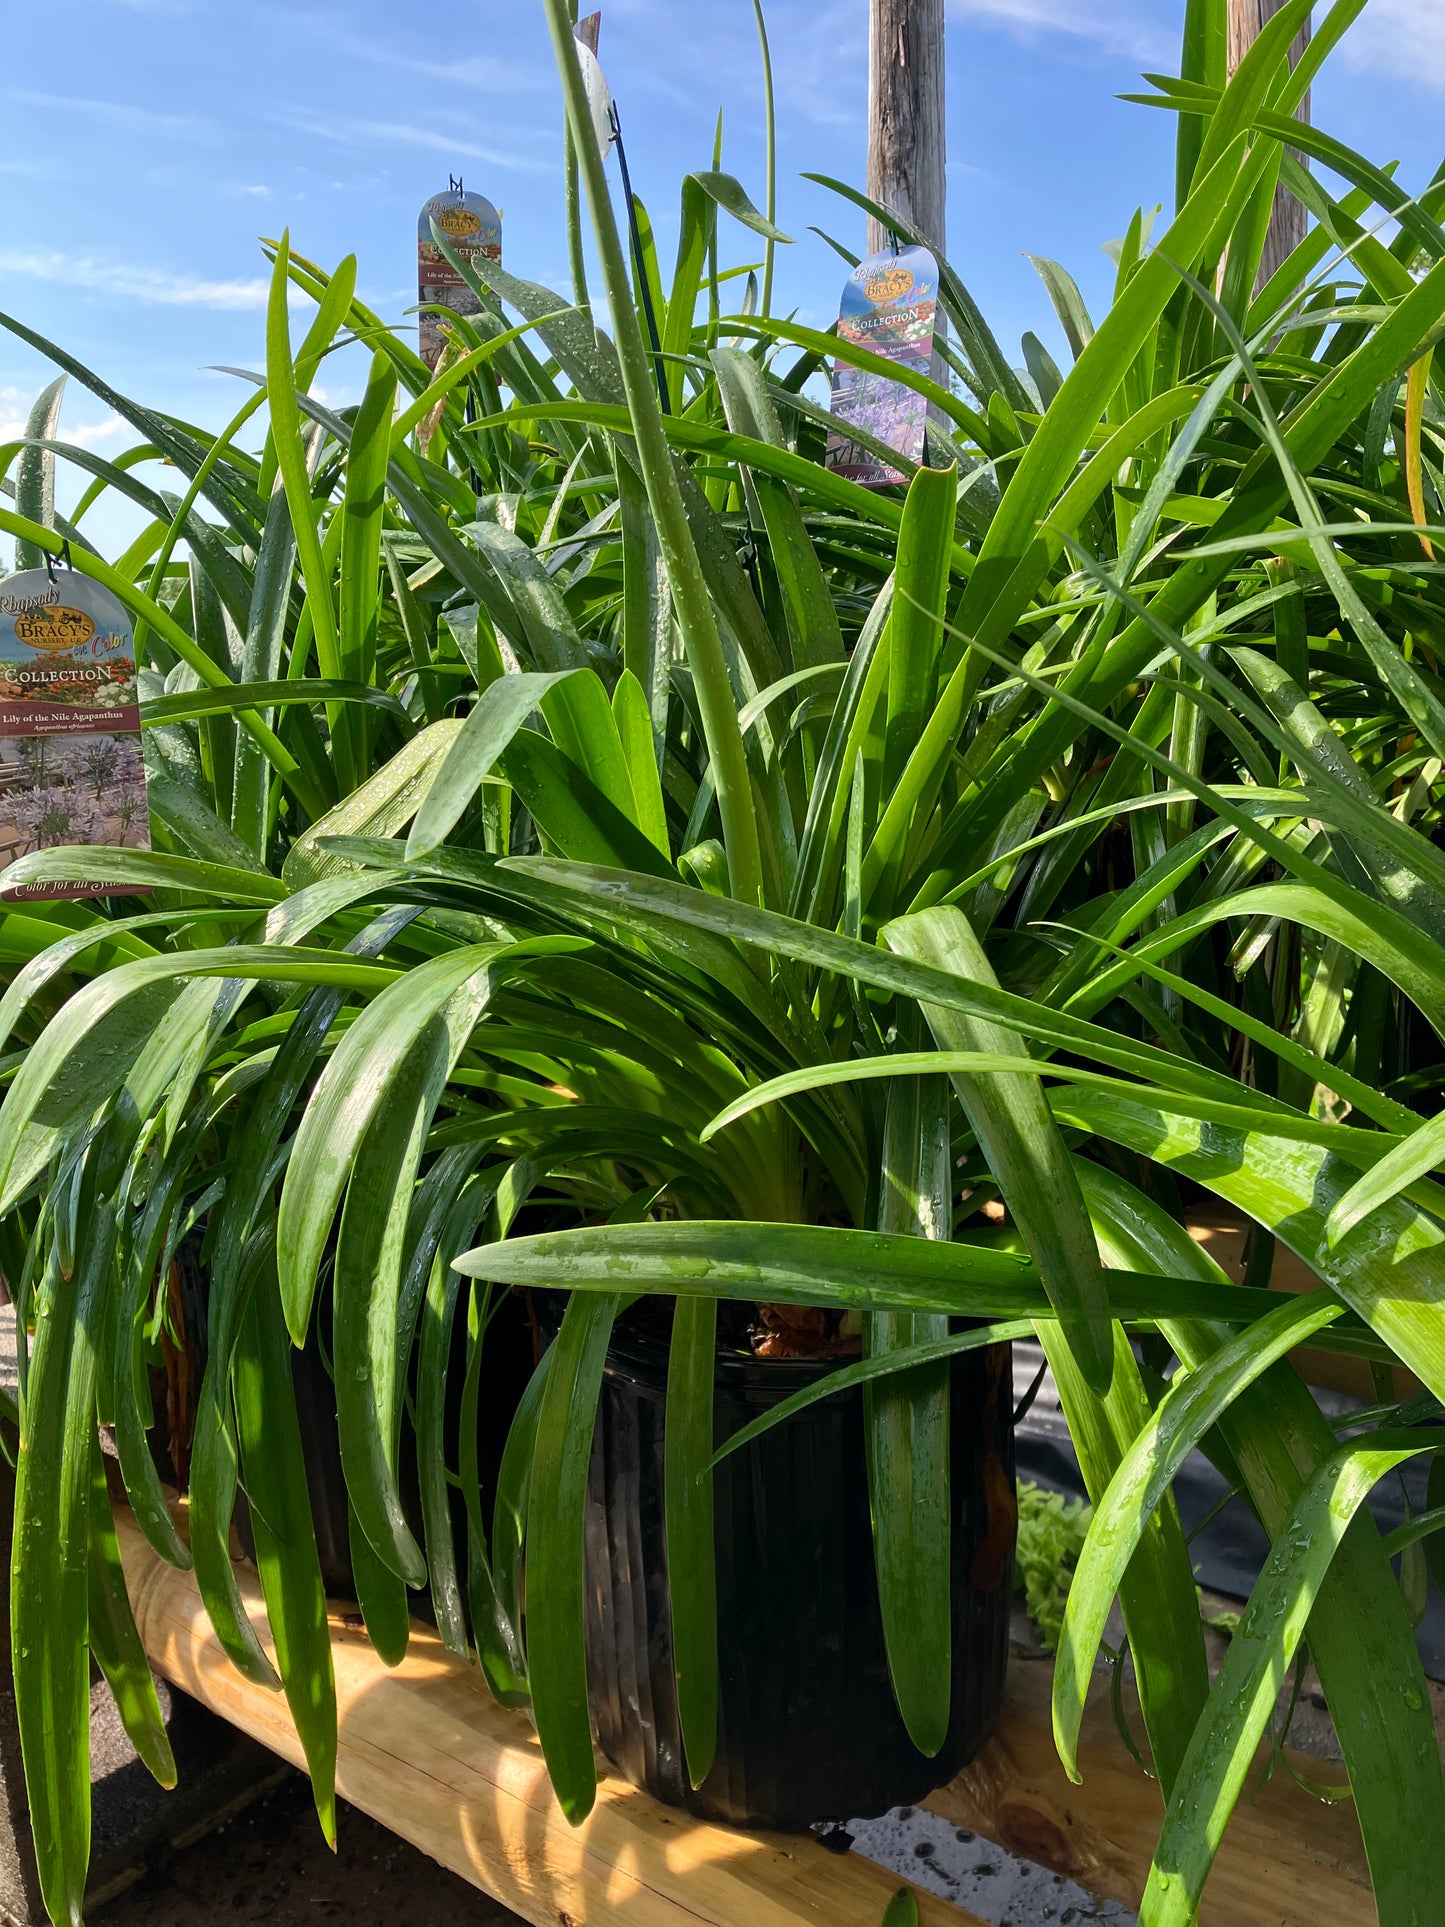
(1228, 0), (1313, 289)
(867, 0), (946, 258)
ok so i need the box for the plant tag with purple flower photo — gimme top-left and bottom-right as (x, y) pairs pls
(0, 568), (149, 900)
(825, 243), (939, 488)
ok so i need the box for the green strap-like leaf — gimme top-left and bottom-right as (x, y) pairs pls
(665, 1294), (719, 1788)
(87, 1431), (176, 1790)
(14, 374), (66, 570)
(1055, 1086), (1445, 1412)
(453, 1217), (1290, 1330)
(14, 1152), (115, 1927)
(233, 1239), (338, 1839)
(1326, 1111), (1445, 1250)
(406, 672), (583, 858)
(334, 1022), (447, 1588)
(883, 908), (1114, 1393)
(881, 1888), (920, 1927)
(276, 942), (508, 1345)
(868, 1072), (953, 1757)
(1050, 1289), (1344, 1779)
(1078, 1159), (1445, 1927)
(333, 350), (398, 794)
(1143, 1432), (1441, 1925)
(524, 1288), (622, 1825)
(265, 235), (340, 682)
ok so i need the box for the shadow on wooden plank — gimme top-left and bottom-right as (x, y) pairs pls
(116, 1507), (980, 1927)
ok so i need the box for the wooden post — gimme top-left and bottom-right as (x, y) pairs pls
(867, 0), (946, 258)
(1228, 0), (1312, 289)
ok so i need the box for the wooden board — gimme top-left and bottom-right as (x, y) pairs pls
(925, 1651), (1373, 1927)
(115, 1509), (982, 1927)
(117, 1505), (1385, 1927)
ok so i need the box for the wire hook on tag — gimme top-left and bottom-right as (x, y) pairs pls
(42, 539), (72, 586)
(450, 173), (464, 201)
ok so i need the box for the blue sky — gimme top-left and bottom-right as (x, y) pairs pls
(2, 0), (1444, 555)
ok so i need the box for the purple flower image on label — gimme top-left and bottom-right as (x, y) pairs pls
(826, 243), (939, 489)
(0, 570), (150, 899)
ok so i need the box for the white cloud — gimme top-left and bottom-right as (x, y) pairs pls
(0, 392), (129, 452)
(0, 249), (268, 309)
(271, 111), (551, 174)
(1344, 0), (1445, 90)
(69, 415), (128, 449)
(947, 0), (1173, 65)
(0, 386), (27, 442)
(5, 89), (216, 142)
(587, 0), (870, 132)
(289, 15), (545, 93)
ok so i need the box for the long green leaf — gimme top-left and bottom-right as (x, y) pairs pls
(868, 1072), (952, 1756)
(14, 375), (66, 571)
(525, 1288), (621, 1825)
(665, 1294), (718, 1788)
(1143, 1433), (1440, 1925)
(86, 1432), (176, 1790)
(233, 1238), (338, 1841)
(1051, 1289), (1344, 1779)
(883, 909), (1114, 1392)
(1079, 1161), (1445, 1927)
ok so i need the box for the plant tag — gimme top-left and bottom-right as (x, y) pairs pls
(418, 183), (502, 367)
(0, 566), (149, 899)
(825, 243), (939, 487)
(573, 38), (616, 163)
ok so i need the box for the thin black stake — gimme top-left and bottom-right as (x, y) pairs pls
(609, 105), (670, 414)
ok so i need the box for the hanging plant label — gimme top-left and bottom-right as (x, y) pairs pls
(574, 37), (617, 162)
(0, 568), (149, 899)
(418, 185), (502, 367)
(825, 243), (939, 487)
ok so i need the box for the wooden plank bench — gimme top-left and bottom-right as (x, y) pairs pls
(116, 1508), (978, 1927)
(115, 1507), (1381, 1927)
(927, 1652), (1372, 1927)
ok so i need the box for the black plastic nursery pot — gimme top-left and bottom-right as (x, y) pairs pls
(236, 1276), (538, 1608)
(581, 1308), (1017, 1832)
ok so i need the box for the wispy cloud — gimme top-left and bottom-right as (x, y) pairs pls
(589, 0), (870, 132)
(0, 250), (268, 309)
(0, 388), (29, 443)
(947, 0), (1172, 66)
(270, 110), (552, 174)
(69, 415), (129, 449)
(1344, 0), (1445, 90)
(0, 389), (131, 450)
(5, 88), (217, 142)
(289, 14), (545, 93)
